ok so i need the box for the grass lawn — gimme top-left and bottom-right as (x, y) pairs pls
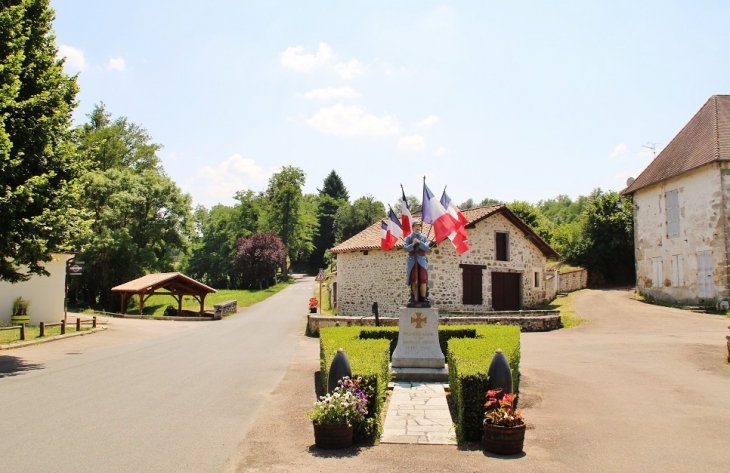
(77, 279), (296, 317)
(315, 282), (336, 315)
(0, 323), (93, 345)
(535, 290), (588, 328)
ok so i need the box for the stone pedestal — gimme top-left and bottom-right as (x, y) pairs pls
(391, 307), (445, 368)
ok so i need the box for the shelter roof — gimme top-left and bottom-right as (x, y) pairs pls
(111, 272), (216, 294)
(623, 95), (730, 194)
(330, 204), (559, 259)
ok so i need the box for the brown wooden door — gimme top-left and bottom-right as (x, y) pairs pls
(492, 272), (520, 310)
(461, 264), (484, 305)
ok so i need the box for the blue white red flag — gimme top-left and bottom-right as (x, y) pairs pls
(400, 187), (412, 237)
(380, 220), (397, 251)
(440, 190), (470, 255)
(388, 208), (403, 240)
(422, 181), (456, 244)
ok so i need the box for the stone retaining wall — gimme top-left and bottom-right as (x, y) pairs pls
(307, 310), (562, 335)
(559, 269), (588, 293)
(214, 300), (238, 320)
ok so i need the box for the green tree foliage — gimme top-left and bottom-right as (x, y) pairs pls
(507, 200), (554, 242)
(0, 0), (89, 282)
(460, 197), (502, 209)
(70, 106), (192, 310)
(334, 195), (385, 244)
(563, 190), (634, 284)
(537, 194), (588, 225)
(309, 170), (349, 270)
(232, 232), (287, 289)
(259, 166), (315, 275)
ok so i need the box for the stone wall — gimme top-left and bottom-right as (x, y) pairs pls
(307, 310), (562, 335)
(633, 163), (729, 304)
(336, 213), (551, 318)
(558, 269), (588, 293)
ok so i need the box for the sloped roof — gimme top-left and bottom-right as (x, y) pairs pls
(331, 204), (559, 259)
(623, 95), (730, 195)
(111, 272), (216, 294)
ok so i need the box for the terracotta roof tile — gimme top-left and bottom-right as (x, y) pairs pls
(331, 204), (559, 259)
(111, 272), (216, 293)
(624, 95), (730, 194)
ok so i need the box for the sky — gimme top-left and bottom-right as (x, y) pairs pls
(50, 1), (730, 210)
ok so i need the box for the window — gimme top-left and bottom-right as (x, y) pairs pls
(651, 257), (662, 288)
(666, 190), (680, 238)
(671, 254), (684, 287)
(534, 272), (540, 288)
(697, 250), (714, 299)
(495, 232), (508, 261)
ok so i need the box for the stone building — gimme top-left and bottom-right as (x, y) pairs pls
(331, 205), (560, 317)
(623, 95), (730, 305)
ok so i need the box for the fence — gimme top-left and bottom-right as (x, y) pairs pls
(1, 317), (98, 342)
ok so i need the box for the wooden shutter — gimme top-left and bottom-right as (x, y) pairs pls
(461, 264), (485, 305)
(495, 232), (508, 261)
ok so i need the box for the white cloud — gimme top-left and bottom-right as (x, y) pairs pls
(434, 146), (451, 157)
(302, 86), (360, 101)
(107, 56), (127, 71)
(397, 135), (427, 152)
(280, 42), (365, 79)
(305, 103), (402, 137)
(57, 45), (86, 72)
(280, 42), (333, 73)
(416, 115), (440, 128)
(183, 154), (276, 203)
(333, 59), (364, 79)
(610, 143), (628, 159)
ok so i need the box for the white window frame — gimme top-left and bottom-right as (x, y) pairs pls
(666, 189), (680, 238)
(671, 254), (684, 287)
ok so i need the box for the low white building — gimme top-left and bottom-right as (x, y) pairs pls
(331, 205), (560, 317)
(0, 253), (73, 324)
(623, 95), (730, 304)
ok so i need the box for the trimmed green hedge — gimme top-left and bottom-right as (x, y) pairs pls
(319, 324), (521, 443)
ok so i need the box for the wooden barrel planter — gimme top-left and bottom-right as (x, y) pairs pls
(313, 424), (353, 449)
(483, 422), (525, 455)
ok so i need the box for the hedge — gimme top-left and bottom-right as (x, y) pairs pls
(319, 324), (521, 443)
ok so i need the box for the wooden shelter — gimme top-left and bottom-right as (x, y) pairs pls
(111, 272), (216, 316)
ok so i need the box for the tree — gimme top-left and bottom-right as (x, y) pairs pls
(309, 170), (349, 270)
(508, 200), (553, 242)
(69, 107), (192, 310)
(334, 195), (385, 244)
(232, 232), (287, 289)
(259, 166), (313, 276)
(0, 0), (88, 282)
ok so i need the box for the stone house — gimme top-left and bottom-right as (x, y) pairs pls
(331, 205), (560, 317)
(623, 95), (730, 305)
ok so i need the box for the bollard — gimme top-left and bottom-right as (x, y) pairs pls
(20, 324), (25, 341)
(327, 348), (353, 393)
(372, 302), (380, 327)
(487, 348), (513, 400)
(61, 319), (66, 335)
(76, 317), (81, 332)
(40, 322), (45, 337)
(93, 316), (97, 328)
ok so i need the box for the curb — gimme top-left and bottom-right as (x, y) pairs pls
(0, 326), (108, 350)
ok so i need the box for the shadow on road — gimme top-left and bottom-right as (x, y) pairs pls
(0, 355), (44, 378)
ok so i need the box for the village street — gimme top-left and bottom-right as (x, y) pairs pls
(0, 277), (316, 473)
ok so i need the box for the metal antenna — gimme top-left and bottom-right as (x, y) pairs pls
(642, 142), (660, 158)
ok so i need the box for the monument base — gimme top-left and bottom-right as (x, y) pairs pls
(391, 307), (445, 369)
(390, 365), (449, 382)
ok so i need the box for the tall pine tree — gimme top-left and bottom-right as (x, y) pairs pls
(0, 0), (87, 281)
(309, 170), (349, 270)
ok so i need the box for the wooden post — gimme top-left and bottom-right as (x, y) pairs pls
(76, 317), (81, 331)
(20, 324), (25, 341)
(61, 319), (66, 335)
(93, 316), (97, 328)
(40, 322), (45, 337)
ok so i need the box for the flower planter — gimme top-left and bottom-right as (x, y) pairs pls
(11, 314), (30, 326)
(313, 423), (353, 449)
(483, 422), (525, 455)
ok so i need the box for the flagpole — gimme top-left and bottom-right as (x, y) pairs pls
(423, 176), (434, 244)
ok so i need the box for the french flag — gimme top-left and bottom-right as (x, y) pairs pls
(380, 220), (397, 251)
(400, 187), (412, 237)
(388, 208), (403, 240)
(422, 181), (456, 244)
(441, 190), (470, 255)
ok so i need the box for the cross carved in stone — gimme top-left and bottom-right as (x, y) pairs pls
(411, 312), (427, 328)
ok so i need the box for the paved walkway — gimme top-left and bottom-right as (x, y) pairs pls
(380, 381), (456, 445)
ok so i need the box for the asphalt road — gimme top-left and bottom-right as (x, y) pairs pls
(226, 288), (730, 472)
(0, 276), (315, 473)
